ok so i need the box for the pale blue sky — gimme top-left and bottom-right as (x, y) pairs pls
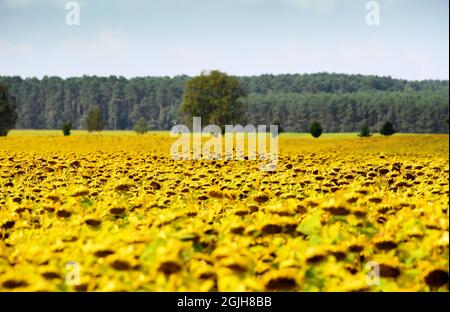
(0, 0), (448, 79)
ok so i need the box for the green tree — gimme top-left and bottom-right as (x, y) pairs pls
(358, 123), (372, 137)
(380, 121), (395, 136)
(62, 122), (72, 136)
(134, 117), (148, 135)
(180, 70), (246, 131)
(86, 106), (105, 132)
(0, 74), (448, 133)
(0, 83), (17, 136)
(310, 121), (323, 138)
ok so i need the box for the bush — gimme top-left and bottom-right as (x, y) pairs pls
(134, 117), (148, 135)
(358, 123), (372, 137)
(86, 107), (105, 132)
(309, 121), (323, 138)
(62, 122), (72, 136)
(380, 121), (395, 136)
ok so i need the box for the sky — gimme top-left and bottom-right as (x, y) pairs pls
(0, 0), (448, 80)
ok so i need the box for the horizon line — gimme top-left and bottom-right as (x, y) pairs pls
(1, 71), (449, 82)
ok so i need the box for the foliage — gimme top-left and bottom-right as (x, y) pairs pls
(62, 122), (72, 136)
(86, 106), (105, 132)
(358, 123), (372, 137)
(310, 121), (323, 138)
(180, 70), (246, 131)
(0, 74), (448, 132)
(380, 121), (395, 136)
(242, 90), (449, 133)
(134, 117), (148, 135)
(0, 83), (17, 136)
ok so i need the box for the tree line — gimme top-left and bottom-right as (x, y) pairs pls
(243, 90), (449, 133)
(0, 73), (448, 133)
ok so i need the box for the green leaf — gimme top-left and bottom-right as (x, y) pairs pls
(140, 237), (166, 261)
(80, 197), (93, 208)
(297, 210), (322, 236)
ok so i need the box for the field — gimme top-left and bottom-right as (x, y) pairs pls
(0, 131), (448, 291)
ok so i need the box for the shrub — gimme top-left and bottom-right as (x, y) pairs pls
(62, 122), (72, 136)
(134, 117), (148, 135)
(309, 121), (323, 138)
(380, 121), (395, 136)
(358, 123), (372, 137)
(86, 107), (105, 132)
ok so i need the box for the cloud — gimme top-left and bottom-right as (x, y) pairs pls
(2, 0), (87, 9)
(337, 38), (445, 80)
(58, 28), (130, 59)
(168, 47), (211, 64)
(278, 40), (326, 70)
(283, 0), (340, 16)
(404, 47), (435, 78)
(339, 38), (392, 63)
(0, 38), (33, 59)
(3, 0), (36, 9)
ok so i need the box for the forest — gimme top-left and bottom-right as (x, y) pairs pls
(0, 73), (448, 133)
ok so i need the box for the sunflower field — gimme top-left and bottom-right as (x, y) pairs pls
(0, 132), (448, 291)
